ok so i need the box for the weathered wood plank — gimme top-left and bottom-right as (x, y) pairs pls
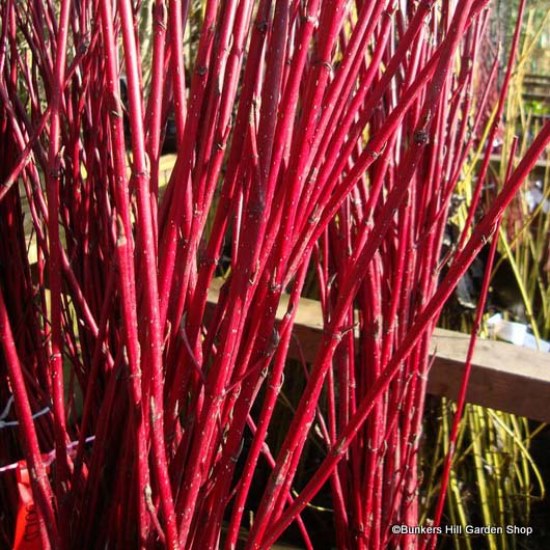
(208, 278), (550, 422)
(428, 329), (550, 422)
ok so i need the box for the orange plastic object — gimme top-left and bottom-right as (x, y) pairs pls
(12, 462), (43, 550)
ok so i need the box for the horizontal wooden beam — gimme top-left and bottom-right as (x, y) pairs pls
(523, 74), (550, 85)
(522, 91), (550, 104)
(207, 279), (550, 423)
(488, 154), (549, 176)
(426, 329), (550, 422)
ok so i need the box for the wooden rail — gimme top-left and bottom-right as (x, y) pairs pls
(207, 279), (550, 423)
(523, 92), (550, 105)
(487, 154), (549, 177)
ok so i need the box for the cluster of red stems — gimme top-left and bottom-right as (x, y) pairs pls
(0, 0), (549, 548)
